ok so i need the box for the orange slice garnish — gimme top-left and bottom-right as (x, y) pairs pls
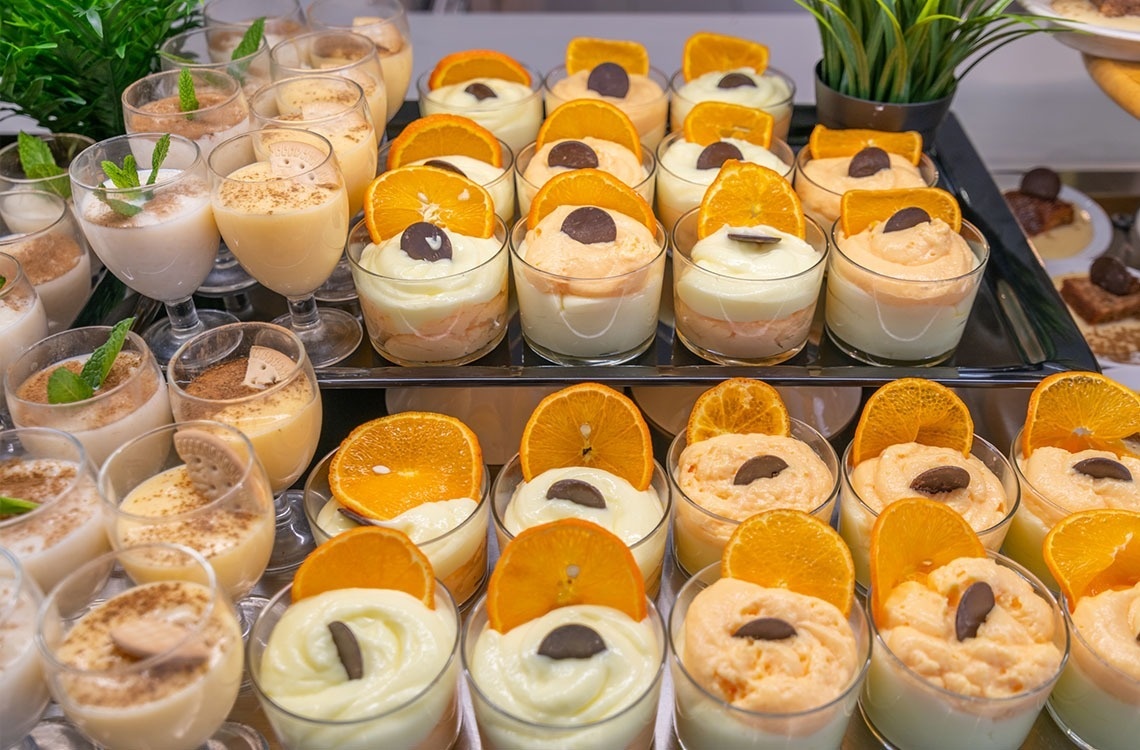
(869, 497), (986, 624)
(565, 37), (650, 76)
(328, 412), (484, 521)
(808, 124), (923, 164)
(1043, 508), (1140, 610)
(525, 168), (656, 233)
(536, 99), (642, 161)
(363, 165), (495, 243)
(292, 526), (435, 607)
(697, 160), (805, 240)
(850, 378), (973, 465)
(684, 377), (791, 445)
(519, 382), (654, 491)
(486, 519), (647, 632)
(428, 49), (531, 89)
(682, 101), (774, 148)
(1022, 371), (1140, 458)
(385, 114), (503, 170)
(839, 187), (962, 237)
(682, 31), (769, 81)
(722, 510), (855, 616)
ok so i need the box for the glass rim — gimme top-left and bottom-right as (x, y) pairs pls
(249, 74), (370, 125)
(794, 147), (939, 199)
(542, 63), (671, 101)
(0, 189), (68, 239)
(1060, 589), (1140, 689)
(668, 65), (797, 108)
(0, 252), (31, 303)
(305, 0), (409, 28)
(417, 62), (545, 99)
(829, 215), (991, 285)
(0, 427), (91, 530)
(0, 133), (95, 184)
(509, 216), (668, 281)
(671, 207), (829, 282)
(159, 22), (272, 63)
(0, 544), (31, 626)
(514, 138), (656, 195)
(269, 29), (380, 74)
(345, 214), (509, 283)
(206, 127), (338, 182)
(203, 0), (304, 24)
(121, 68), (245, 117)
(655, 130), (794, 185)
(69, 133), (205, 194)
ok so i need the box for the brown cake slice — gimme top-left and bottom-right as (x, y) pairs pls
(1059, 256), (1140, 324)
(1091, 0), (1140, 18)
(1003, 166), (1074, 236)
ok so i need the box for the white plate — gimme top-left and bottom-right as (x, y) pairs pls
(1022, 0), (1140, 61)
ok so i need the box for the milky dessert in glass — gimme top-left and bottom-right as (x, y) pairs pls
(794, 145), (936, 229)
(670, 67), (796, 143)
(516, 136), (655, 216)
(0, 252), (48, 380)
(36, 544), (244, 750)
(545, 63), (669, 150)
(203, 0), (309, 48)
(0, 132), (94, 196)
(0, 547), (49, 750)
(122, 69), (251, 159)
(159, 24), (272, 97)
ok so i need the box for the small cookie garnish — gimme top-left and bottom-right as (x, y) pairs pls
(537, 623), (607, 659)
(110, 618), (209, 665)
(243, 345), (294, 389)
(173, 428), (248, 501)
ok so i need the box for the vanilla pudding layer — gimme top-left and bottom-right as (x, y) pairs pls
(421, 78), (542, 154)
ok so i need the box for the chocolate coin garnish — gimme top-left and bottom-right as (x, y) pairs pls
(733, 617), (797, 641)
(243, 345), (294, 389)
(955, 581), (996, 641)
(423, 159), (467, 178)
(545, 478), (606, 509)
(733, 455), (789, 485)
(537, 623), (607, 660)
(464, 82), (498, 101)
(1090, 255), (1140, 297)
(174, 429), (248, 502)
(337, 506), (386, 527)
(884, 207), (932, 233)
(401, 221), (452, 262)
(909, 465), (971, 496)
(1020, 167), (1061, 201)
(587, 62), (630, 98)
(547, 140), (599, 170)
(111, 618), (209, 666)
(560, 206), (617, 245)
(1073, 457), (1133, 482)
(696, 141), (744, 171)
(328, 621), (364, 680)
(726, 231), (782, 245)
(717, 72), (758, 89)
(847, 146), (891, 178)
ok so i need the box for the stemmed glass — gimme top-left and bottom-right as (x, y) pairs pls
(203, 0), (309, 48)
(69, 133), (239, 363)
(0, 547), (50, 750)
(207, 128), (360, 366)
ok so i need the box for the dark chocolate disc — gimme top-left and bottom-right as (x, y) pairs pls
(1090, 255), (1140, 296)
(955, 582), (996, 641)
(423, 159), (467, 178)
(560, 206), (617, 245)
(1020, 167), (1061, 201)
(733, 617), (797, 640)
(587, 62), (630, 98)
(1073, 456), (1133, 482)
(464, 82), (498, 101)
(733, 455), (789, 485)
(547, 140), (599, 170)
(717, 72), (758, 89)
(909, 465), (971, 495)
(847, 146), (891, 178)
(328, 621), (364, 679)
(883, 207), (932, 233)
(726, 231), (781, 245)
(545, 478), (606, 508)
(400, 221), (452, 262)
(537, 624), (607, 660)
(696, 141), (744, 171)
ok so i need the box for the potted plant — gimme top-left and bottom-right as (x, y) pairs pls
(795, 0), (1056, 141)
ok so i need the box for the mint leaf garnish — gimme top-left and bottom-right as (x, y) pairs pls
(101, 155), (140, 189)
(232, 18), (265, 60)
(0, 275), (6, 288)
(47, 368), (94, 404)
(0, 496), (39, 517)
(17, 131), (70, 199)
(178, 68), (199, 117)
(158, 50), (196, 65)
(147, 134), (170, 186)
(94, 190), (143, 217)
(80, 317), (134, 391)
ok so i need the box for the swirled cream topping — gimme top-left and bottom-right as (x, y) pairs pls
(1070, 582), (1140, 681)
(675, 68), (792, 108)
(1021, 447), (1140, 512)
(523, 137), (646, 189)
(836, 218), (978, 282)
(520, 204), (659, 279)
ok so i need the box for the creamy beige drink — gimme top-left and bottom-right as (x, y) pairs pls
(669, 67), (795, 142)
(0, 253), (48, 378)
(270, 30), (388, 129)
(0, 548), (49, 750)
(545, 66), (669, 149)
(122, 69), (251, 159)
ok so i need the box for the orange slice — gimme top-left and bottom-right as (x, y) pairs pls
(682, 101), (774, 148)
(363, 165), (495, 243)
(684, 378), (791, 445)
(428, 49), (531, 89)
(697, 160), (805, 240)
(839, 187), (962, 237)
(525, 168), (656, 233)
(292, 526), (435, 607)
(536, 99), (642, 161)
(486, 519), (647, 632)
(722, 509), (855, 616)
(869, 497), (986, 624)
(385, 114), (503, 170)
(1043, 508), (1140, 610)
(682, 31), (769, 81)
(328, 412), (484, 521)
(519, 382), (654, 491)
(850, 378), (973, 465)
(1022, 371), (1140, 458)
(808, 124), (923, 164)
(566, 37), (649, 76)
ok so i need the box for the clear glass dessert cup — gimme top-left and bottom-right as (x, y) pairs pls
(4, 326), (173, 469)
(670, 208), (828, 366)
(514, 138), (656, 218)
(1002, 427), (1072, 591)
(203, 0), (310, 48)
(860, 551), (1069, 750)
(0, 546), (50, 750)
(0, 252), (48, 396)
(0, 133), (94, 195)
(159, 24), (272, 98)
(248, 580), (463, 750)
(207, 128), (361, 368)
(824, 217), (990, 367)
(462, 594), (666, 750)
(98, 420), (275, 600)
(35, 543), (246, 750)
(416, 64), (545, 156)
(667, 66), (797, 142)
(667, 417), (840, 577)
(305, 0), (414, 124)
(379, 136), (516, 223)
(508, 216), (668, 366)
(346, 215), (510, 366)
(302, 446), (492, 609)
(490, 453), (672, 599)
(838, 433), (1020, 591)
(543, 65), (671, 150)
(670, 563), (871, 750)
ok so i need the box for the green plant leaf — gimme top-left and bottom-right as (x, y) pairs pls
(147, 133), (170, 186)
(79, 317), (135, 392)
(178, 68), (199, 117)
(232, 17), (265, 60)
(0, 495), (39, 516)
(47, 367), (94, 404)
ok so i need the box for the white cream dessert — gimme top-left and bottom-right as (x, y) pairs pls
(670, 67), (794, 137)
(0, 221), (90, 334)
(546, 68), (668, 149)
(421, 78), (542, 155)
(0, 268), (48, 377)
(0, 570), (49, 750)
(795, 151), (926, 227)
(406, 154), (514, 222)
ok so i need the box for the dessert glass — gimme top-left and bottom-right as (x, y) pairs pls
(0, 253), (47, 390)
(248, 580), (463, 750)
(861, 551), (1068, 750)
(5, 326), (173, 468)
(0, 546), (50, 750)
(0, 133), (94, 196)
(302, 446), (492, 608)
(543, 65), (670, 150)
(378, 137), (516, 223)
(122, 69), (251, 160)
(668, 67), (797, 142)
(35, 544), (245, 750)
(514, 139), (656, 217)
(490, 454), (672, 598)
(793, 148), (939, 230)
(203, 0), (309, 48)
(668, 418), (840, 577)
(671, 208), (828, 366)
(416, 64), (545, 156)
(670, 563), (871, 749)
(839, 434), (1020, 590)
(825, 218), (990, 367)
(159, 24), (272, 97)
(509, 216), (668, 366)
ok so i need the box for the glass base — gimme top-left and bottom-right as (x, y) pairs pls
(272, 307), (362, 368)
(21, 717), (97, 750)
(266, 489), (315, 574)
(674, 328), (806, 366)
(825, 325), (955, 367)
(236, 595), (270, 640)
(143, 309), (240, 365)
(313, 255), (358, 303)
(199, 245), (258, 296)
(523, 331), (655, 366)
(1045, 700), (1098, 750)
(857, 701), (901, 750)
(201, 722), (268, 750)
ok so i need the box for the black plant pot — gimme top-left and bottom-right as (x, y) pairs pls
(813, 63), (954, 147)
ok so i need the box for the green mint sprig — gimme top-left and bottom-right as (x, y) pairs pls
(94, 134), (170, 217)
(47, 317), (135, 404)
(17, 131), (71, 199)
(0, 275), (6, 288)
(0, 496), (39, 517)
(231, 18), (264, 60)
(178, 68), (199, 117)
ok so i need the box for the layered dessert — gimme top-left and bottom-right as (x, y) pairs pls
(122, 70), (250, 158)
(670, 68), (795, 141)
(0, 550), (49, 750)
(518, 136), (652, 215)
(0, 254), (48, 378)
(794, 145), (931, 228)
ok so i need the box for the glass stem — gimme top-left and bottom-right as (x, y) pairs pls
(286, 294), (322, 333)
(163, 297), (204, 337)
